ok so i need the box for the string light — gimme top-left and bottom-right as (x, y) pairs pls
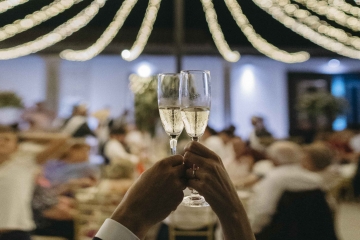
(0, 0), (83, 41)
(122, 0), (162, 61)
(0, 0), (106, 60)
(61, 0), (138, 61)
(224, 0), (309, 63)
(0, 0), (28, 14)
(328, 0), (360, 17)
(277, 0), (360, 50)
(1, 0), (360, 63)
(200, 0), (240, 62)
(253, 0), (360, 59)
(290, 0), (360, 31)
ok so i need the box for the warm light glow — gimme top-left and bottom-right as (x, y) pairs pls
(200, 0), (240, 62)
(0, 0), (28, 14)
(253, 0), (360, 59)
(224, 0), (309, 63)
(61, 0), (139, 61)
(0, 0), (358, 63)
(0, 0), (83, 41)
(121, 49), (131, 59)
(136, 62), (152, 77)
(122, 0), (162, 61)
(0, 0), (106, 60)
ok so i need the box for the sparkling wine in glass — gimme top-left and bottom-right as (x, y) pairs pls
(180, 70), (211, 207)
(158, 73), (184, 155)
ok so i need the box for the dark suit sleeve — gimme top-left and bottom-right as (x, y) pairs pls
(93, 238), (102, 240)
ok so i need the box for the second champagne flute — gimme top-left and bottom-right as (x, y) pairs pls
(158, 73), (184, 155)
(180, 70), (211, 207)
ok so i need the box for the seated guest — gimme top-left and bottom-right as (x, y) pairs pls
(203, 127), (235, 166)
(302, 142), (340, 190)
(61, 104), (95, 138)
(93, 142), (255, 240)
(248, 141), (337, 240)
(32, 170), (76, 240)
(103, 127), (139, 166)
(43, 140), (100, 190)
(225, 137), (254, 187)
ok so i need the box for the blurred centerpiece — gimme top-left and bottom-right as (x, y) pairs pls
(0, 91), (24, 125)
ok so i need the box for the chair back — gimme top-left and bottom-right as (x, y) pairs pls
(256, 189), (338, 240)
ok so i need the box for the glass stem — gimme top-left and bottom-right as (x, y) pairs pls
(190, 138), (200, 197)
(170, 137), (178, 155)
(191, 137), (199, 142)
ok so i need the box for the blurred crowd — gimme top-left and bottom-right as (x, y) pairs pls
(0, 102), (360, 240)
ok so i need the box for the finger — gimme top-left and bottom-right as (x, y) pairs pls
(184, 141), (217, 159)
(186, 178), (204, 194)
(173, 163), (186, 178)
(163, 155), (184, 167)
(185, 167), (204, 180)
(183, 151), (211, 169)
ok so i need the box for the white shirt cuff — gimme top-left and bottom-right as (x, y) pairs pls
(95, 218), (140, 240)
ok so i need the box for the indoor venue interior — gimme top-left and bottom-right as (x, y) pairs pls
(0, 0), (360, 240)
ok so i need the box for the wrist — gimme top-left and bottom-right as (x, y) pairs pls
(110, 205), (149, 239)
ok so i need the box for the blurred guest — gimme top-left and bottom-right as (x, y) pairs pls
(21, 101), (56, 131)
(302, 142), (340, 190)
(103, 127), (139, 166)
(61, 104), (95, 138)
(0, 127), (67, 240)
(327, 129), (355, 163)
(43, 140), (100, 190)
(32, 170), (76, 240)
(349, 133), (360, 198)
(249, 116), (274, 153)
(203, 127), (235, 166)
(225, 137), (254, 187)
(248, 141), (329, 235)
(92, 108), (112, 147)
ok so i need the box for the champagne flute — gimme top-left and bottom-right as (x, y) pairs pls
(158, 73), (184, 155)
(180, 70), (211, 207)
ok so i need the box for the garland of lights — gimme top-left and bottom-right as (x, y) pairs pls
(200, 0), (240, 62)
(0, 0), (106, 60)
(328, 0), (360, 17)
(253, 0), (360, 59)
(121, 0), (161, 61)
(224, 0), (309, 63)
(275, 1), (360, 50)
(0, 0), (28, 14)
(292, 0), (360, 31)
(60, 0), (138, 61)
(0, 0), (83, 41)
(1, 0), (360, 62)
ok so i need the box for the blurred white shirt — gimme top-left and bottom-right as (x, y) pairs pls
(203, 136), (234, 165)
(248, 164), (324, 233)
(104, 139), (139, 165)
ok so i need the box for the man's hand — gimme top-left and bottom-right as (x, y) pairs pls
(183, 142), (255, 240)
(111, 155), (186, 239)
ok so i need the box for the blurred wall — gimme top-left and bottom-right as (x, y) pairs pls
(0, 56), (46, 107)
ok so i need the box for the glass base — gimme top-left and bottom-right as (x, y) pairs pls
(182, 195), (209, 207)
